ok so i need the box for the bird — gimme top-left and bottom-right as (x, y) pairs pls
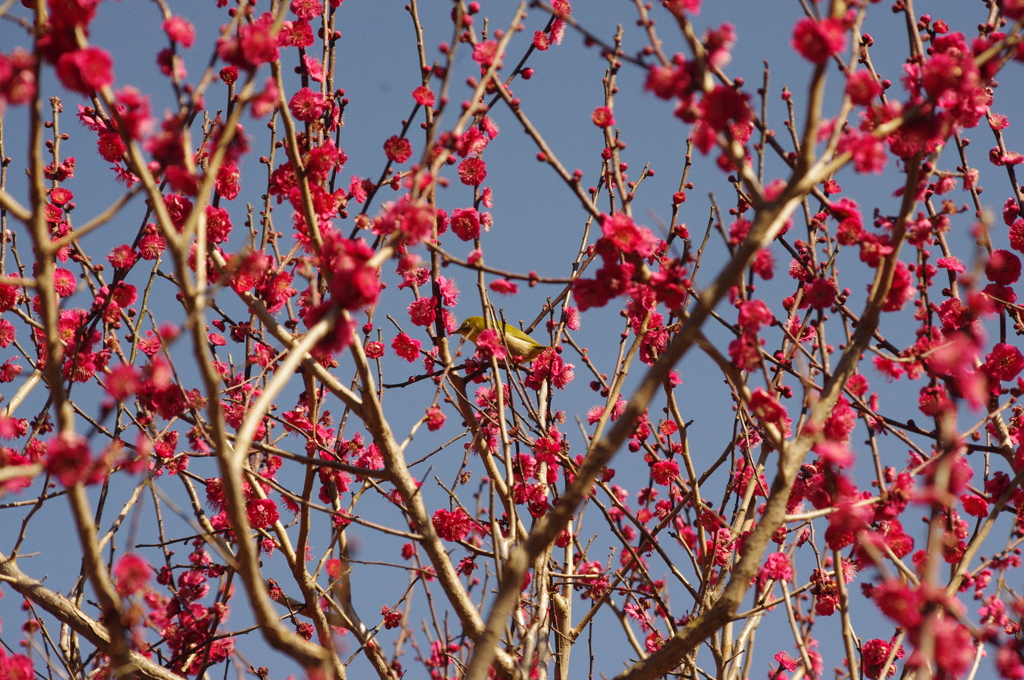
(455, 316), (549, 362)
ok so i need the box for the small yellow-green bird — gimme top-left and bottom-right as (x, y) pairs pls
(455, 316), (549, 362)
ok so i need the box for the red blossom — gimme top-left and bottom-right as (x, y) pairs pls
(97, 133), (127, 164)
(279, 20), (315, 48)
(384, 136), (413, 163)
(471, 328), (508, 362)
(961, 494), (989, 518)
(114, 553), (152, 596)
(472, 40), (499, 67)
(290, 0), (323, 20)
(457, 157), (487, 186)
(698, 85), (752, 137)
(412, 85), (435, 107)
(45, 433), (92, 487)
(139, 230), (167, 261)
(804, 277), (837, 310)
(436, 275), (459, 306)
(489, 279), (518, 295)
(375, 195), (436, 245)
(1003, 0), (1024, 20)
(728, 332), (761, 371)
(758, 552), (793, 588)
(163, 16), (195, 48)
(591, 106), (615, 128)
(644, 62), (693, 100)
(985, 343), (1024, 382)
(320, 233), (381, 310)
(247, 498), (280, 529)
(56, 47), (114, 94)
(432, 508), (477, 542)
(450, 207), (481, 241)
(425, 406), (446, 431)
(104, 364), (140, 402)
(288, 87), (328, 122)
(986, 249), (1022, 285)
(250, 78), (280, 117)
(837, 127), (888, 174)
(107, 244), (137, 270)
(737, 299), (773, 332)
(0, 649), (33, 680)
(825, 499), (873, 550)
(525, 349), (574, 390)
(846, 69), (882, 106)
(205, 206), (233, 243)
(392, 333), (421, 362)
(53, 268), (76, 296)
(216, 162), (242, 200)
(455, 127), (488, 157)
(225, 13), (280, 67)
(936, 256), (966, 272)
(881, 261), (915, 311)
(862, 638), (904, 679)
(650, 460), (679, 485)
(0, 49), (36, 106)
(748, 388), (786, 425)
(381, 606), (402, 629)
(408, 296), (437, 327)
(600, 213), (657, 257)
(791, 17), (847, 64)
(0, 320), (15, 348)
(774, 651), (799, 673)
